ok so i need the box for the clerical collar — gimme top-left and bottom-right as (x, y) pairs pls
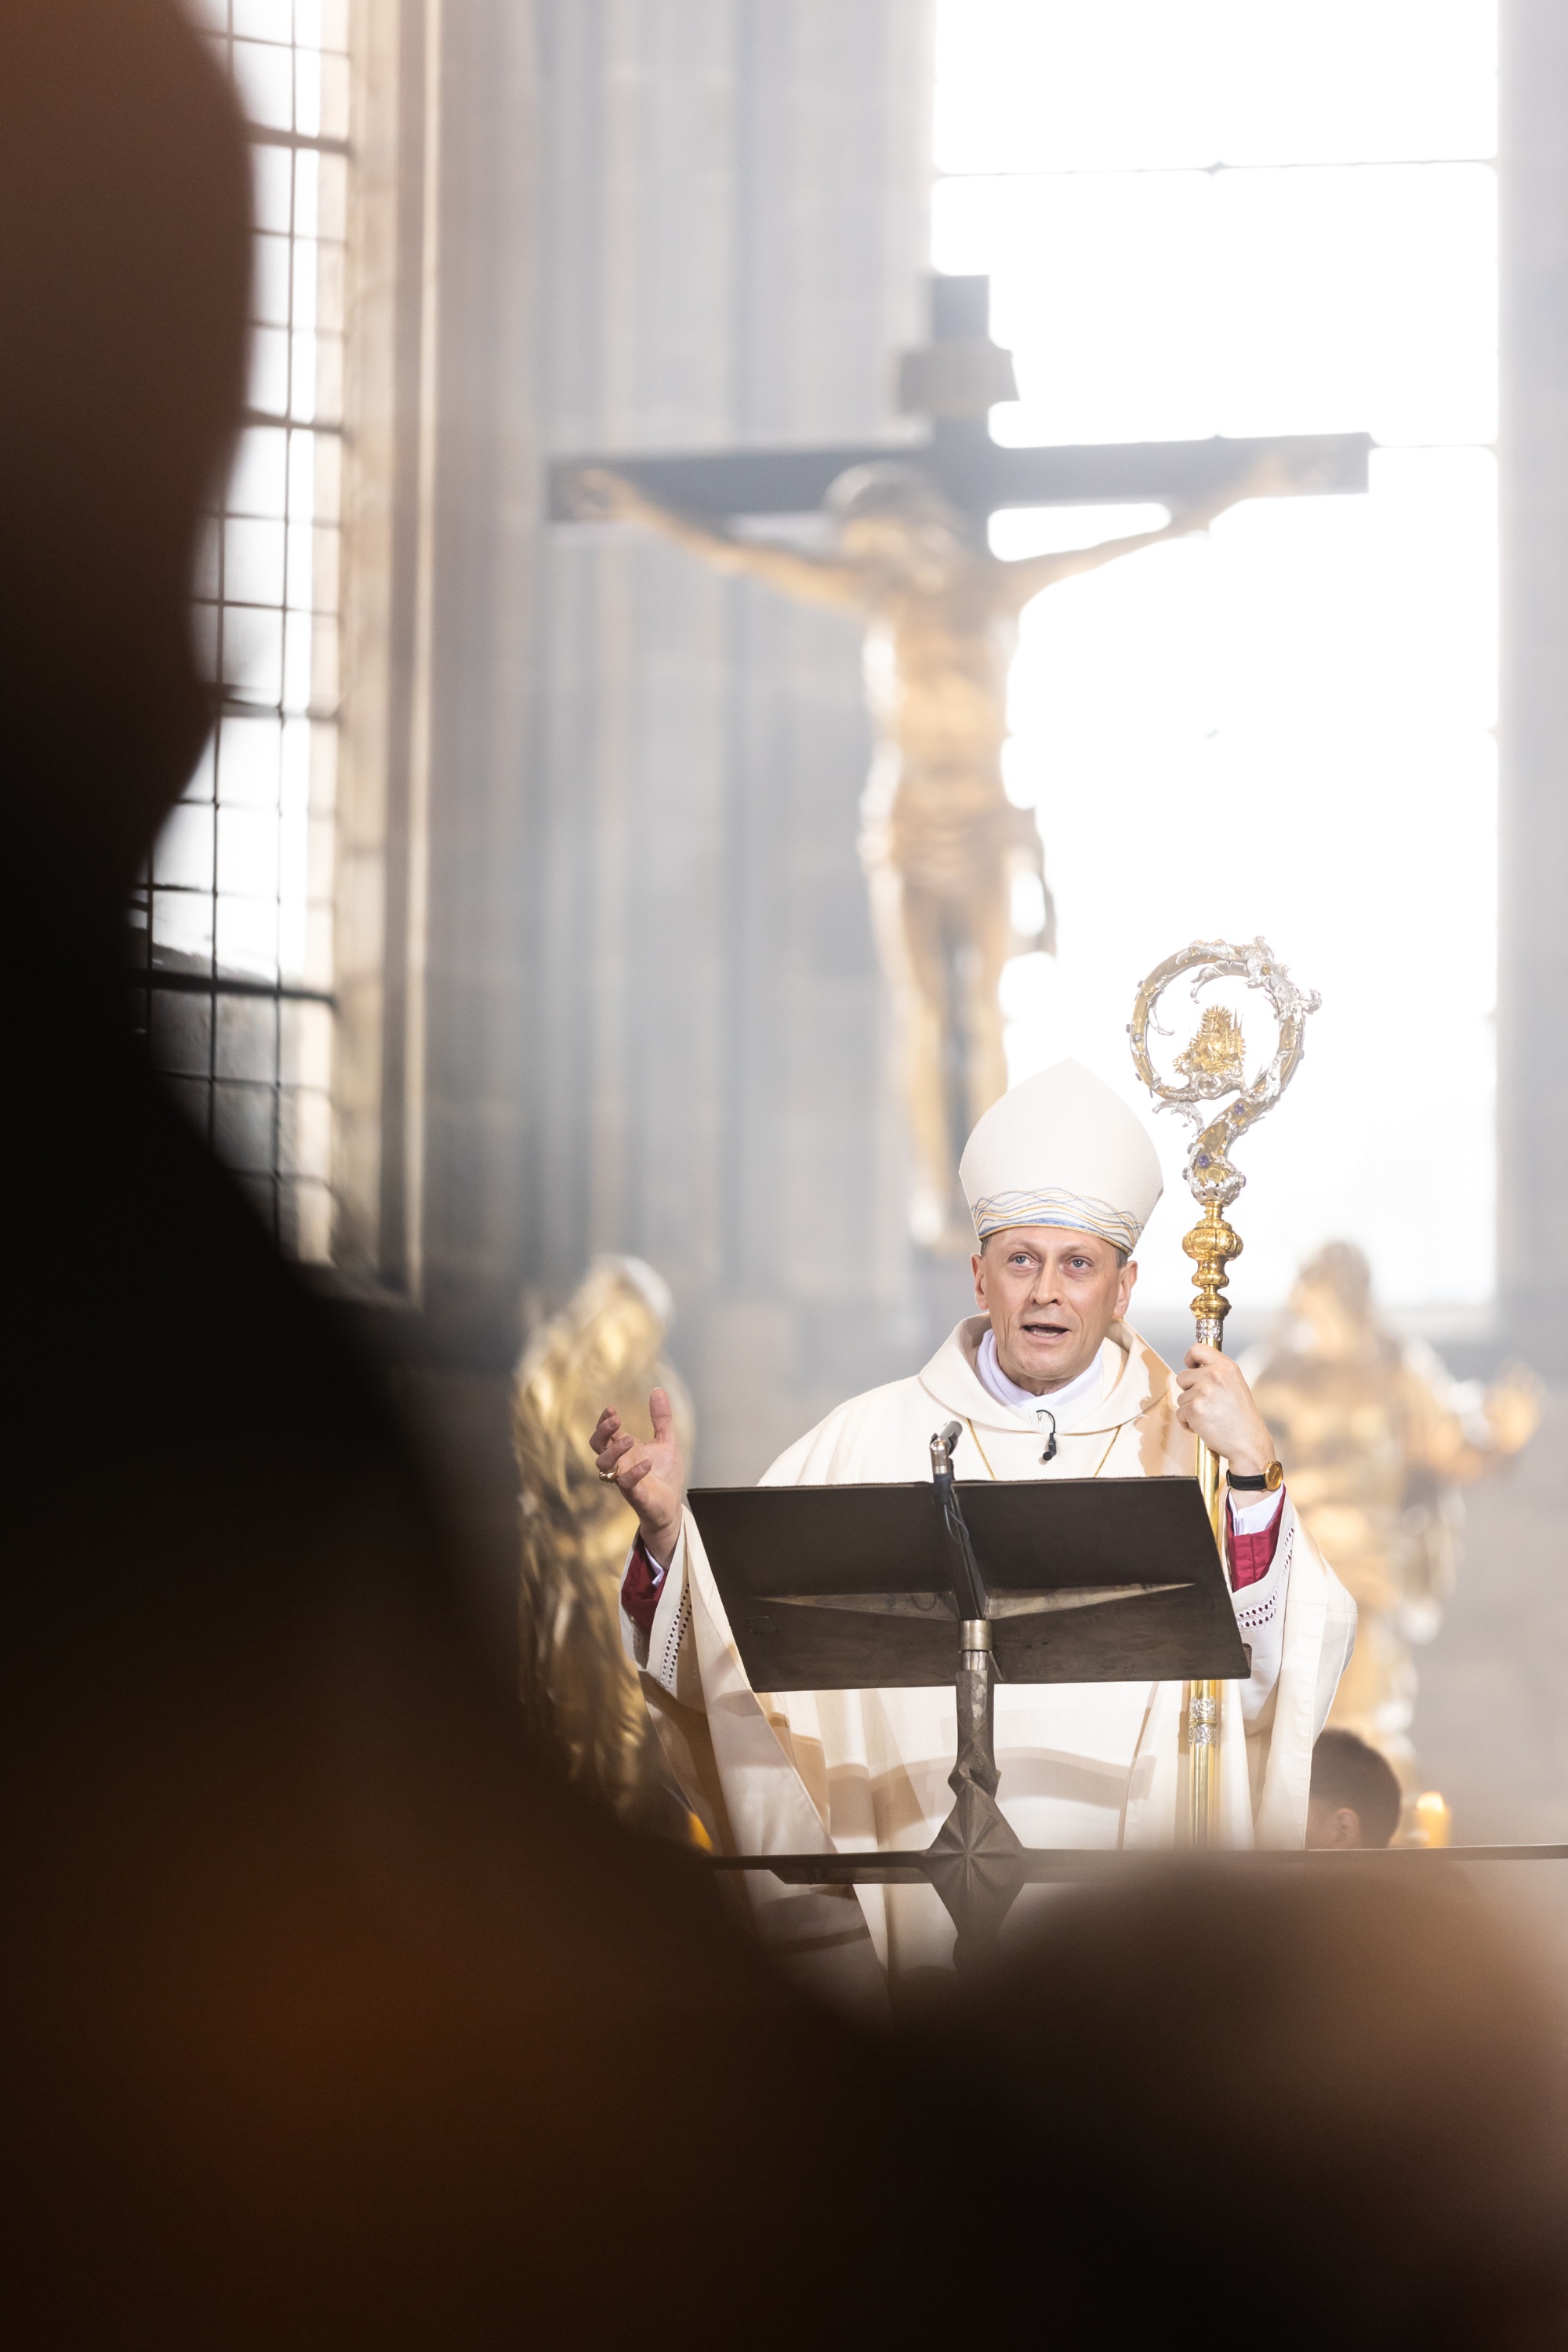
(975, 1327), (1105, 1425)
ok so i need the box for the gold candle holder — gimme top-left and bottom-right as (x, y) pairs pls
(1129, 938), (1319, 1848)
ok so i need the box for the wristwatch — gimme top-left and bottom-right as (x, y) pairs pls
(1227, 1460), (1284, 1492)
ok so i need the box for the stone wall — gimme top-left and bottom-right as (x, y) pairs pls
(414, 0), (959, 1486)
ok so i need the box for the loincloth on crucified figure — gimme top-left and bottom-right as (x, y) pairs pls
(860, 753), (1053, 1250)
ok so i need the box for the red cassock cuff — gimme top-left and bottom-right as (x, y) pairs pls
(621, 1533), (666, 1635)
(1226, 1495), (1283, 1590)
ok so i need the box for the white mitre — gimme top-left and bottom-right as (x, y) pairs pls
(959, 1058), (1163, 1253)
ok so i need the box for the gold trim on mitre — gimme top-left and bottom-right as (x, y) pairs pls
(970, 1188), (1144, 1252)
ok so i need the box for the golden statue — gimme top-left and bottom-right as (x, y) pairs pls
(1174, 1004), (1247, 1090)
(1247, 1241), (1541, 1773)
(514, 1255), (697, 1838)
(575, 459), (1293, 1252)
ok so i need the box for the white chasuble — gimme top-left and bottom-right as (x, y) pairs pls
(627, 1316), (1356, 2005)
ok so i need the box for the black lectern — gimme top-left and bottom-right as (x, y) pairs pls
(688, 1423), (1248, 1967)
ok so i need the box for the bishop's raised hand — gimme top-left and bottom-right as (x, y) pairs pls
(591, 1388), (686, 1568)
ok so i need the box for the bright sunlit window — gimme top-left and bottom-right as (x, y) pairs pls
(132, 0), (347, 1262)
(935, 0), (1497, 1316)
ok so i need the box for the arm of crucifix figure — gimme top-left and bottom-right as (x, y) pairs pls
(572, 468), (866, 612)
(993, 489), (1250, 612)
(992, 519), (1191, 613)
(992, 452), (1302, 615)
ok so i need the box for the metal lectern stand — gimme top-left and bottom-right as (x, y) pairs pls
(692, 1425), (1248, 1971)
(921, 1420), (1022, 1968)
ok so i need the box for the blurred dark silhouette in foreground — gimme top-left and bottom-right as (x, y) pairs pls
(945, 1869), (1568, 2351)
(0, 5), (964, 2343)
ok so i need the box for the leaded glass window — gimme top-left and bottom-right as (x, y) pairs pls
(130, 0), (349, 1261)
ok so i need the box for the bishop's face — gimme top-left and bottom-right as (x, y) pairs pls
(971, 1226), (1137, 1396)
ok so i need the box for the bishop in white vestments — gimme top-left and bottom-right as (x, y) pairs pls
(596, 1061), (1356, 2002)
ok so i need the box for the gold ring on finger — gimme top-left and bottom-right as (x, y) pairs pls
(597, 1468), (618, 1483)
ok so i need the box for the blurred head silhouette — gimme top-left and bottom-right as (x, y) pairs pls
(0, 0), (249, 931)
(957, 1869), (1568, 2352)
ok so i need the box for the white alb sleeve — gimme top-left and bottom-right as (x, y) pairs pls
(1229, 1486), (1285, 1538)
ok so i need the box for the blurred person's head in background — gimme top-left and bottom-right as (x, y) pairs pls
(0, 0), (249, 936)
(953, 1871), (1568, 2351)
(1308, 1728), (1403, 1849)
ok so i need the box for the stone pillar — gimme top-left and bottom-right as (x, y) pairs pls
(1500, 0), (1568, 1367)
(415, 0), (943, 1472)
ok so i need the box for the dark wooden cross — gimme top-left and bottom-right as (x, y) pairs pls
(550, 273), (1370, 533)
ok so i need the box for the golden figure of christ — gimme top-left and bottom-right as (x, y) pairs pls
(577, 456), (1289, 1251)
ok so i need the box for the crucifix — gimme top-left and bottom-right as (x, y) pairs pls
(551, 276), (1370, 1253)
